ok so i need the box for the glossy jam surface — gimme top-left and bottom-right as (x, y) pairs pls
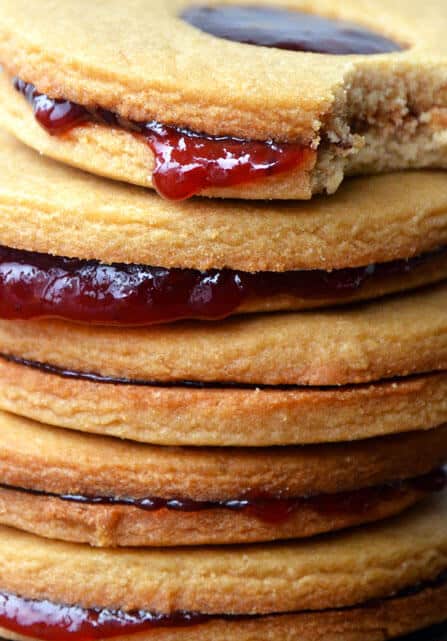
(8, 468), (446, 526)
(13, 78), (312, 201)
(14, 80), (90, 134)
(181, 6), (404, 54)
(0, 245), (443, 326)
(0, 592), (212, 641)
(144, 121), (312, 201)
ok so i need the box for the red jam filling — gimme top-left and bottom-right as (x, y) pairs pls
(0, 245), (443, 326)
(0, 577), (445, 641)
(0, 592), (213, 641)
(181, 6), (404, 55)
(13, 78), (313, 201)
(7, 468), (446, 526)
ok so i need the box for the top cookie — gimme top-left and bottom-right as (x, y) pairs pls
(1, 0), (447, 200)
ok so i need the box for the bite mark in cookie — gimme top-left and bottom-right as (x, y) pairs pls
(13, 78), (316, 201)
(1, 0), (447, 199)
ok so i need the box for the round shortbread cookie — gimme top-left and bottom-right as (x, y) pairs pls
(0, 283), (446, 386)
(0, 412), (444, 546)
(0, 358), (447, 445)
(0, 493), (446, 613)
(0, 131), (446, 271)
(1, 1), (447, 199)
(0, 582), (445, 641)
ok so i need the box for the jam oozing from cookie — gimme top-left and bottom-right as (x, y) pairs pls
(144, 121), (313, 201)
(0, 244), (444, 326)
(13, 78), (313, 201)
(13, 79), (90, 134)
(0, 576), (445, 641)
(181, 6), (404, 55)
(0, 592), (214, 641)
(7, 468), (446, 526)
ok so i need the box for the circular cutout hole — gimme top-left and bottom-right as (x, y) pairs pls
(181, 5), (405, 55)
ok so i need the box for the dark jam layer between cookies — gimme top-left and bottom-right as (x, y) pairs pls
(13, 78), (313, 201)
(6, 468), (446, 526)
(1, 245), (444, 325)
(0, 576), (445, 641)
(181, 6), (404, 55)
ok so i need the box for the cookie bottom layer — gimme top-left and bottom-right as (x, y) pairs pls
(3, 72), (447, 203)
(3, 411), (446, 500)
(0, 581), (444, 641)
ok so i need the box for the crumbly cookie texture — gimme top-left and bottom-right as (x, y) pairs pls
(2, 411), (445, 500)
(1, 284), (446, 386)
(1, 359), (447, 445)
(1, 1), (447, 198)
(0, 583), (446, 641)
(0, 131), (446, 270)
(0, 494), (446, 612)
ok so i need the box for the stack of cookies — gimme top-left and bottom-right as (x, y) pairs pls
(0, 1), (446, 640)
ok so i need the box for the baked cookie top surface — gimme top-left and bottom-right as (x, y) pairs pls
(0, 493), (445, 613)
(0, 0), (442, 139)
(1, 131), (447, 271)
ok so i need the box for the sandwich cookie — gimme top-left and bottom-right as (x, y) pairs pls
(1, 1), (447, 200)
(1, 283), (446, 387)
(0, 412), (445, 546)
(0, 133), (446, 325)
(0, 494), (445, 640)
(0, 358), (447, 446)
(0, 581), (445, 641)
